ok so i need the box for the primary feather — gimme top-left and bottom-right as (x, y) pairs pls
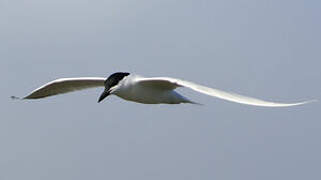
(137, 77), (312, 107)
(24, 77), (105, 99)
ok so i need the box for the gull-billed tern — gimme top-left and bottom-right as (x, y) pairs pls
(15, 72), (314, 107)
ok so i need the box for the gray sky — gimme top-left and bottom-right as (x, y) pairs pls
(1, 0), (321, 179)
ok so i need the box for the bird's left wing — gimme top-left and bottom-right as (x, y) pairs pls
(21, 77), (106, 99)
(137, 77), (314, 107)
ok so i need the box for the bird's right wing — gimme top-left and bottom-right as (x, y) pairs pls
(137, 77), (314, 107)
(21, 77), (106, 99)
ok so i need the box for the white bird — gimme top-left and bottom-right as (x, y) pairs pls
(15, 72), (314, 107)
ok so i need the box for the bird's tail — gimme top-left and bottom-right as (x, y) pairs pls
(185, 100), (203, 105)
(180, 96), (203, 105)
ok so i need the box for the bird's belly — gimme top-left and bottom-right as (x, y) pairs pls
(115, 88), (188, 104)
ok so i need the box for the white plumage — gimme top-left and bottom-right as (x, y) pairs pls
(17, 73), (314, 107)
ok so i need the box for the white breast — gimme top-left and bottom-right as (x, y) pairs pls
(113, 75), (190, 104)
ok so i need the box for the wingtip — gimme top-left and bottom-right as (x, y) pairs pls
(284, 99), (318, 107)
(10, 96), (21, 100)
(11, 95), (38, 101)
(303, 99), (318, 104)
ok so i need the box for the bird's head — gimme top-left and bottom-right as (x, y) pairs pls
(98, 72), (130, 103)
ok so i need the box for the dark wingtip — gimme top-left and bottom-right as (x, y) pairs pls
(11, 96), (21, 100)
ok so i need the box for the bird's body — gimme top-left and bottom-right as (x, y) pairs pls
(114, 75), (192, 104)
(17, 72), (314, 107)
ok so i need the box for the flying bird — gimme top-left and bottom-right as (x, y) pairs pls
(15, 72), (314, 107)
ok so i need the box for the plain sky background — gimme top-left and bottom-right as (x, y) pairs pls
(1, 0), (321, 180)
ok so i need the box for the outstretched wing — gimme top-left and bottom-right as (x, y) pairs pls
(137, 77), (314, 107)
(23, 77), (106, 99)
